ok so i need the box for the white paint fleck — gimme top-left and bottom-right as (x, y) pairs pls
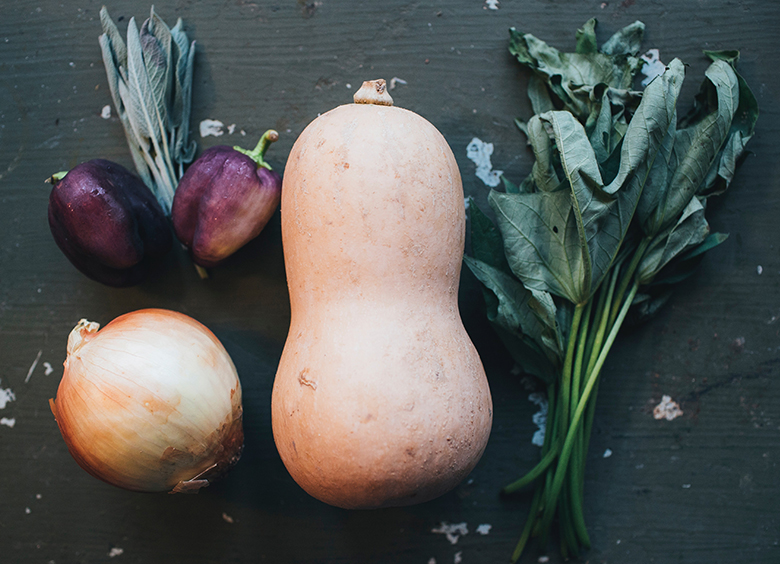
(682, 483), (691, 489)
(640, 49), (665, 87)
(108, 547), (124, 557)
(432, 522), (468, 545)
(43, 362), (53, 376)
(389, 77), (407, 90)
(346, 83), (352, 89)
(240, 130), (247, 136)
(25, 507), (31, 514)
(529, 392), (548, 446)
(199, 119), (225, 137)
(101, 105), (111, 119)
(757, 265), (763, 275)
(222, 512), (234, 523)
(603, 448), (613, 458)
(538, 557), (550, 563)
(0, 379), (16, 409)
(428, 559), (436, 564)
(484, 0), (500, 9)
(454, 551), (463, 564)
(1, 417), (16, 428)
(227, 124), (236, 135)
(466, 138), (503, 187)
(25, 350), (42, 383)
(653, 395), (683, 421)
(36, 493), (42, 499)
(476, 523), (492, 535)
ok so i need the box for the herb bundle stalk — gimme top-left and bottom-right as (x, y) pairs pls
(465, 19), (757, 561)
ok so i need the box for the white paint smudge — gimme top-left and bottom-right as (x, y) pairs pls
(653, 395), (683, 421)
(432, 522), (468, 545)
(199, 119), (225, 137)
(529, 392), (548, 446)
(43, 362), (53, 376)
(484, 0), (500, 9)
(108, 547), (124, 557)
(428, 559), (436, 564)
(0, 379), (15, 409)
(757, 265), (763, 275)
(25, 350), (42, 383)
(640, 49), (665, 87)
(1, 417), (15, 428)
(222, 512), (234, 523)
(454, 551), (463, 564)
(476, 523), (492, 535)
(101, 105), (112, 119)
(466, 138), (503, 187)
(603, 448), (613, 458)
(227, 124), (237, 135)
(682, 483), (691, 489)
(389, 77), (407, 90)
(538, 557), (550, 563)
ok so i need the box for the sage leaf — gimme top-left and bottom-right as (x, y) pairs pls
(98, 7), (196, 215)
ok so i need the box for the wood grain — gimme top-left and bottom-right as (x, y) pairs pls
(1, 1), (778, 563)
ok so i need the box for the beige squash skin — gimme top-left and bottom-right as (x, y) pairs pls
(272, 96), (493, 509)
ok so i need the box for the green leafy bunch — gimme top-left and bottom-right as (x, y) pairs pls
(99, 6), (197, 215)
(465, 19), (757, 561)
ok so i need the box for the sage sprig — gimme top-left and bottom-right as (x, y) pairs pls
(466, 19), (757, 561)
(99, 6), (196, 215)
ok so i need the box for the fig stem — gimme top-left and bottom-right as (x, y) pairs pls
(46, 171), (68, 184)
(234, 129), (279, 171)
(194, 263), (209, 279)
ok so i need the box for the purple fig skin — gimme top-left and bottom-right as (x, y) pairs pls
(47, 159), (172, 287)
(172, 145), (282, 268)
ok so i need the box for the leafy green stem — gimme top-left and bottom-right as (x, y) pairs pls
(503, 439), (561, 494)
(609, 237), (650, 326)
(537, 281), (639, 547)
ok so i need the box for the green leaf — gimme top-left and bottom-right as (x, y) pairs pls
(508, 21), (644, 123)
(638, 196), (710, 285)
(660, 60), (740, 223)
(600, 20), (645, 56)
(697, 51), (759, 197)
(528, 73), (556, 116)
(463, 256), (560, 381)
(468, 199), (511, 273)
(526, 115), (561, 192)
(491, 60), (684, 305)
(98, 8), (197, 214)
(575, 18), (598, 55)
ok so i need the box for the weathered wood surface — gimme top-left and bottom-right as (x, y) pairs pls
(1, 1), (778, 563)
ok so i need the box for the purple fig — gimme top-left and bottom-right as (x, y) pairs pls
(171, 130), (282, 268)
(47, 159), (172, 287)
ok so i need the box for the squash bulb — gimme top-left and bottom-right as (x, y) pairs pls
(272, 80), (493, 509)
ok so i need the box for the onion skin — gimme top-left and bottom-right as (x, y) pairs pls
(47, 159), (172, 287)
(50, 309), (244, 493)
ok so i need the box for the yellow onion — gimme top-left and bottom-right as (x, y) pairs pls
(49, 309), (244, 493)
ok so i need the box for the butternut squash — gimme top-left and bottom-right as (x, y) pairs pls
(271, 80), (492, 509)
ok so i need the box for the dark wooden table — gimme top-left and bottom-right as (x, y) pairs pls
(1, 1), (778, 562)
